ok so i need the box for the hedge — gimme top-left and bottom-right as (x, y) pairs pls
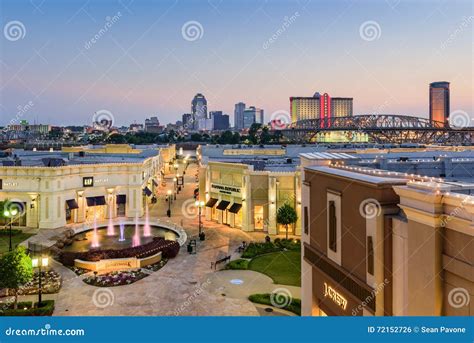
(241, 239), (300, 259)
(248, 293), (301, 316)
(225, 259), (249, 270)
(0, 300), (55, 316)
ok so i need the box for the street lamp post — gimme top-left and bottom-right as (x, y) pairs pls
(3, 208), (19, 252)
(166, 190), (172, 217)
(32, 256), (49, 304)
(173, 177), (177, 199)
(195, 200), (205, 240)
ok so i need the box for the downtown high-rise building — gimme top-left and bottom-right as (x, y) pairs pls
(234, 102), (246, 130)
(429, 81), (450, 127)
(243, 106), (264, 129)
(191, 93), (208, 130)
(290, 92), (353, 127)
(210, 111), (230, 130)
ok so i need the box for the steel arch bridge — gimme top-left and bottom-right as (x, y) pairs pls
(276, 114), (474, 144)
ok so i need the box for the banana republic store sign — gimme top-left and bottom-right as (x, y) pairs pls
(210, 183), (241, 197)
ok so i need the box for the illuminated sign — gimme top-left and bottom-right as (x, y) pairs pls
(323, 282), (348, 310)
(210, 183), (241, 197)
(2, 181), (19, 188)
(83, 177), (94, 187)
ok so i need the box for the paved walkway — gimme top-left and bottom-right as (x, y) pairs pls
(3, 156), (301, 316)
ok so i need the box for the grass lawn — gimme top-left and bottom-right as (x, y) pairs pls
(0, 232), (34, 254)
(248, 250), (301, 287)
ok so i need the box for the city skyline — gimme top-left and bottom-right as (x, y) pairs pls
(0, 0), (472, 127)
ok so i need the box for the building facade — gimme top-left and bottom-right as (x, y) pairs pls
(211, 111), (230, 130)
(0, 145), (175, 230)
(290, 92), (353, 126)
(192, 93), (208, 130)
(234, 102), (246, 130)
(300, 151), (474, 316)
(199, 161), (301, 235)
(429, 81), (450, 127)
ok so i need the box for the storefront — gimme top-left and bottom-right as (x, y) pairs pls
(200, 161), (301, 236)
(0, 145), (166, 230)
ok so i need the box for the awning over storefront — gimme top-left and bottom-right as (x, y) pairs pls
(143, 187), (152, 197)
(206, 198), (218, 207)
(228, 203), (242, 214)
(86, 196), (106, 207)
(216, 200), (230, 210)
(66, 199), (79, 209)
(116, 194), (126, 204)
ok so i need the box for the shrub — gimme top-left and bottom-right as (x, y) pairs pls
(0, 300), (55, 316)
(248, 293), (301, 316)
(241, 242), (280, 258)
(274, 238), (301, 251)
(0, 229), (23, 236)
(225, 259), (249, 270)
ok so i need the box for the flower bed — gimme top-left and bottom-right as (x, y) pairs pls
(59, 237), (180, 266)
(83, 270), (148, 287)
(83, 260), (168, 287)
(20, 270), (62, 295)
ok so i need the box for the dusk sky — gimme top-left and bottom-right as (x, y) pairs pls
(0, 0), (472, 126)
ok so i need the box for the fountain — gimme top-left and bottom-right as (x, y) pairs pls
(132, 216), (141, 247)
(118, 222), (126, 242)
(91, 218), (100, 248)
(107, 206), (115, 236)
(143, 205), (151, 237)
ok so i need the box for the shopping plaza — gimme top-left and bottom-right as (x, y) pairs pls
(0, 144), (175, 229)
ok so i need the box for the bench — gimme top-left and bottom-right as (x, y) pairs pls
(211, 255), (231, 270)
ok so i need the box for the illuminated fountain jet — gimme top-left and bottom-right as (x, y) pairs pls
(118, 222), (126, 242)
(143, 204), (151, 237)
(91, 217), (100, 248)
(132, 215), (141, 247)
(107, 206), (115, 236)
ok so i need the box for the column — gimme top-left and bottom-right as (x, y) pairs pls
(268, 176), (277, 235)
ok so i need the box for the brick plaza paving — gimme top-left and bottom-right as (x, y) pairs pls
(2, 161), (300, 316)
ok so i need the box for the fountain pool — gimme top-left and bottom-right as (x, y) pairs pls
(62, 224), (178, 253)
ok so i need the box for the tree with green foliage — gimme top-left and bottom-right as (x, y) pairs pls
(0, 247), (33, 309)
(190, 133), (202, 142)
(276, 203), (298, 240)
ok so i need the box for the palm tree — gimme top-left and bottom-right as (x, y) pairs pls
(276, 203), (298, 240)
